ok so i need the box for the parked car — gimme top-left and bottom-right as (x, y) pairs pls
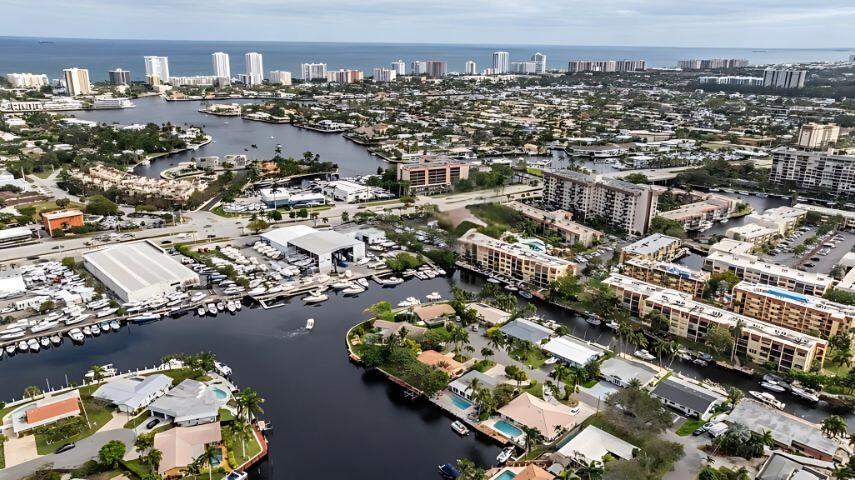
(146, 418), (161, 429)
(55, 443), (76, 454)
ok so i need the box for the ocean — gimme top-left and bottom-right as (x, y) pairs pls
(1, 36), (853, 81)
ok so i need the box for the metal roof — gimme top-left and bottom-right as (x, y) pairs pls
(83, 241), (199, 294)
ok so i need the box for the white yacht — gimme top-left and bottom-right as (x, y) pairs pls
(303, 291), (329, 304)
(760, 381), (786, 393)
(28, 338), (40, 352)
(426, 292), (442, 301)
(790, 385), (820, 403)
(750, 390), (785, 410)
(397, 297), (421, 307)
(342, 285), (365, 295)
(306, 318), (315, 330)
(68, 328), (85, 342)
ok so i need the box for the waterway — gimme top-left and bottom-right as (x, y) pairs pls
(71, 96), (385, 178)
(1, 273), (851, 480)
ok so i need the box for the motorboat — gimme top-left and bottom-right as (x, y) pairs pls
(760, 381), (787, 393)
(451, 421), (469, 436)
(91, 324), (101, 335)
(40, 337), (51, 348)
(487, 277), (501, 284)
(87, 298), (111, 310)
(750, 390), (785, 410)
(215, 361), (233, 377)
(342, 285), (365, 295)
(5, 344), (16, 355)
(426, 292), (442, 301)
(504, 284), (518, 292)
(331, 281), (352, 290)
(497, 446), (515, 464)
(207, 303), (218, 315)
(109, 320), (121, 331)
(1, 330), (25, 340)
(633, 349), (655, 361)
(197, 307), (207, 316)
(99, 321), (111, 332)
(605, 320), (620, 331)
(306, 318), (315, 330)
(17, 340), (29, 352)
(790, 385), (820, 403)
(28, 338), (40, 352)
(216, 302), (226, 312)
(68, 329), (84, 342)
(356, 278), (369, 289)
(397, 297), (421, 308)
(190, 292), (207, 302)
(96, 307), (118, 318)
(380, 276), (404, 287)
(585, 315), (602, 327)
(235, 301), (242, 311)
(303, 291), (329, 304)
(130, 313), (161, 324)
(82, 326), (92, 336)
(31, 320), (58, 334)
(226, 301), (237, 313)
(519, 290), (533, 299)
(438, 464), (460, 479)
(85, 364), (118, 380)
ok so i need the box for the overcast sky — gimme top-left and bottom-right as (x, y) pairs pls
(2, 0), (854, 48)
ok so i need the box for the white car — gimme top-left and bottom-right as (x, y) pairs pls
(544, 357), (559, 365)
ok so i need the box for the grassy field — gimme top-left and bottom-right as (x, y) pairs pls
(675, 418), (705, 436)
(159, 367), (210, 386)
(223, 425), (263, 467)
(123, 410), (152, 429)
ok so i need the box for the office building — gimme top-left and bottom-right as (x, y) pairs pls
(108, 68), (131, 85)
(301, 63), (328, 81)
(797, 123), (840, 149)
(372, 68), (396, 83)
(510, 61), (537, 74)
(763, 68), (806, 89)
(620, 233), (683, 262)
(268, 70), (292, 85)
(505, 201), (604, 247)
(703, 250), (833, 296)
(543, 170), (658, 235)
(62, 67), (91, 96)
(83, 241), (201, 303)
(326, 69), (363, 84)
(621, 258), (709, 298)
(411, 61), (427, 76)
(397, 158), (470, 194)
(457, 230), (576, 288)
(698, 76), (764, 86)
(426, 61), (447, 78)
(678, 58), (748, 70)
(531, 52), (547, 73)
(568, 59), (645, 73)
(492, 51), (510, 74)
(41, 209), (84, 237)
(603, 274), (827, 372)
(732, 282), (854, 338)
(390, 59), (406, 75)
(6, 73), (49, 88)
(465, 61), (477, 75)
(244, 52), (263, 85)
(144, 56), (170, 85)
(769, 147), (855, 197)
(211, 52), (230, 84)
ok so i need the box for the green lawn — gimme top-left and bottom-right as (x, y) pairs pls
(519, 349), (546, 369)
(159, 368), (209, 386)
(472, 359), (496, 373)
(223, 424), (262, 467)
(0, 441), (5, 469)
(34, 399), (114, 454)
(121, 459), (157, 478)
(219, 408), (236, 423)
(523, 382), (544, 399)
(526, 167), (544, 177)
(123, 410), (151, 429)
(675, 418), (705, 437)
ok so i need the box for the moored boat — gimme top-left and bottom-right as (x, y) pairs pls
(306, 318), (315, 330)
(750, 390), (785, 410)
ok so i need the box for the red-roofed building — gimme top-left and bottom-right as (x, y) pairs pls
(11, 390), (82, 436)
(27, 397), (80, 424)
(41, 209), (84, 236)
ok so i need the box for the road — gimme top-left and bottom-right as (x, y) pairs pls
(0, 428), (135, 480)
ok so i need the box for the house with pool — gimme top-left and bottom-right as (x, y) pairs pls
(448, 370), (501, 401)
(495, 392), (577, 442)
(487, 464), (554, 480)
(148, 379), (231, 427)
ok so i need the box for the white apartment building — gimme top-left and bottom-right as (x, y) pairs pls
(326, 69), (363, 84)
(465, 61), (477, 75)
(698, 76), (764, 86)
(108, 69), (131, 85)
(426, 61), (447, 78)
(769, 147), (855, 197)
(211, 52), (231, 84)
(797, 123), (840, 149)
(763, 68), (806, 89)
(531, 53), (547, 74)
(244, 52), (264, 85)
(505, 201), (604, 248)
(301, 63), (328, 81)
(703, 250), (834, 296)
(725, 223), (779, 246)
(457, 230), (576, 288)
(744, 206), (806, 236)
(543, 170), (658, 235)
(144, 56), (170, 84)
(510, 61), (537, 74)
(6, 73), (49, 88)
(390, 60), (406, 75)
(492, 51), (510, 74)
(169, 76), (217, 86)
(411, 61), (427, 76)
(268, 70), (292, 85)
(793, 203), (855, 229)
(372, 68), (396, 83)
(568, 60), (645, 73)
(62, 68), (91, 96)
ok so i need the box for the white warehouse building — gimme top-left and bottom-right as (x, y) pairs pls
(261, 225), (365, 273)
(83, 241), (201, 302)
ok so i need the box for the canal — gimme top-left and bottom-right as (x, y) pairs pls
(72, 96), (386, 178)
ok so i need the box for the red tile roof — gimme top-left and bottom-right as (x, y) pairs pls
(26, 397), (80, 424)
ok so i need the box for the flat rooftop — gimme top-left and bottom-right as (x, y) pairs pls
(624, 258), (709, 282)
(622, 233), (681, 256)
(735, 281), (855, 318)
(706, 251), (833, 287)
(727, 400), (838, 457)
(460, 230), (573, 267)
(83, 241), (199, 294)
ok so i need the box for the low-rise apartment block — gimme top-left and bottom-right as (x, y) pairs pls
(725, 223), (779, 246)
(622, 258), (709, 298)
(704, 251), (833, 296)
(457, 229), (576, 288)
(708, 238), (755, 255)
(505, 201), (604, 247)
(543, 170), (657, 235)
(603, 274), (826, 371)
(793, 203), (855, 229)
(41, 209), (85, 237)
(619, 233), (683, 263)
(732, 282), (854, 338)
(744, 206), (806, 236)
(397, 158), (469, 194)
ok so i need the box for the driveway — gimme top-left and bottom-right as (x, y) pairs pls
(0, 429), (135, 480)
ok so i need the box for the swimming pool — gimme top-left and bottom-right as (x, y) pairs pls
(451, 395), (472, 410)
(210, 387), (229, 400)
(494, 470), (517, 480)
(493, 420), (523, 438)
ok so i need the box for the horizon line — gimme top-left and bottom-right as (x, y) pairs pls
(2, 35), (853, 52)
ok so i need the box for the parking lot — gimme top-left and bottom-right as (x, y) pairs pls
(760, 227), (854, 277)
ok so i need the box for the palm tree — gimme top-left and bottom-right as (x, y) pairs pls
(146, 448), (163, 471)
(521, 425), (543, 454)
(90, 364), (106, 382)
(229, 418), (253, 459)
(487, 329), (505, 352)
(729, 318), (745, 363)
(236, 388), (265, 422)
(480, 347), (494, 361)
(23, 385), (41, 399)
(822, 415), (848, 438)
(726, 387), (744, 408)
(197, 443), (221, 480)
(135, 432), (154, 457)
(757, 429), (775, 448)
(573, 457), (604, 480)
